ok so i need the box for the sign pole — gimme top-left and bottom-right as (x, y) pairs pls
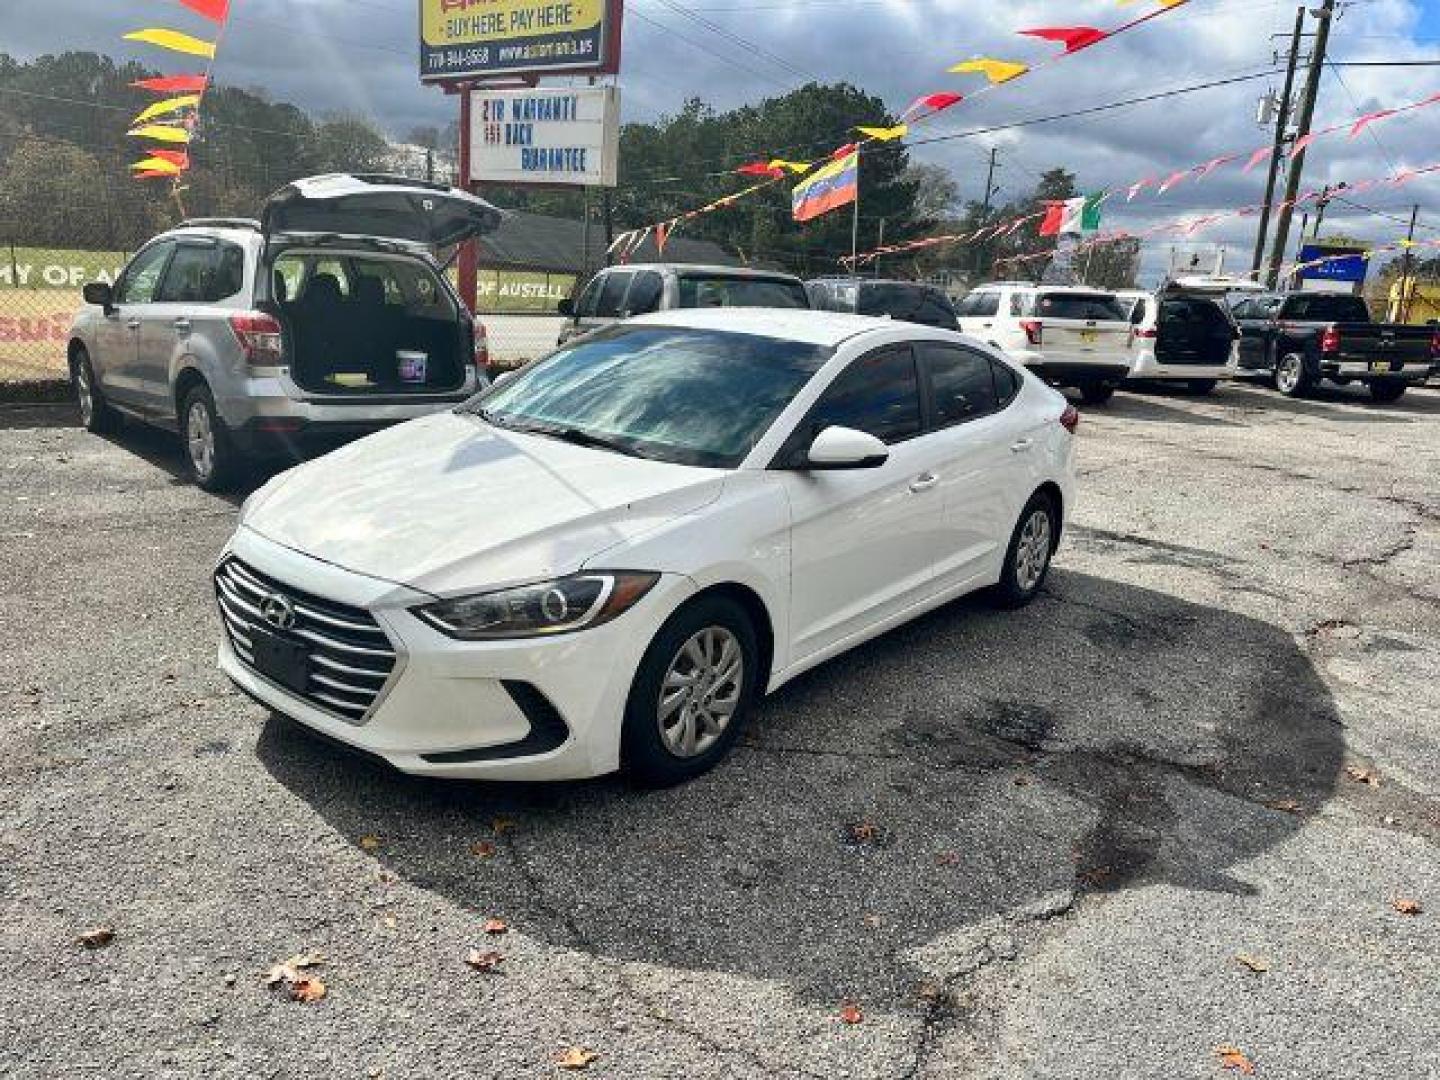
(457, 85), (478, 315)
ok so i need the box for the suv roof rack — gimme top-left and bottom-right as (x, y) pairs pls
(176, 217), (261, 231)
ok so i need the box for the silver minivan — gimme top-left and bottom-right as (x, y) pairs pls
(556, 263), (811, 345)
(68, 174), (502, 490)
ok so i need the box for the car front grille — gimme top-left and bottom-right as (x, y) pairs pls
(214, 557), (397, 723)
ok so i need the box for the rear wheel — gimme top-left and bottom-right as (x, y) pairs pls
(180, 384), (239, 492)
(991, 492), (1057, 609)
(71, 347), (119, 433)
(1274, 353), (1311, 397)
(1184, 379), (1218, 395)
(1369, 379), (1407, 403)
(621, 595), (758, 787)
(1079, 382), (1115, 405)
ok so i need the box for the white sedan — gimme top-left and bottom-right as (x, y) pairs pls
(215, 309), (1078, 785)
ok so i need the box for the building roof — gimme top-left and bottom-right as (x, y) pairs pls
(477, 210), (741, 274)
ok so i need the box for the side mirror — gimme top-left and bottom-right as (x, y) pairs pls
(83, 282), (113, 310)
(557, 298), (574, 317)
(806, 425), (889, 470)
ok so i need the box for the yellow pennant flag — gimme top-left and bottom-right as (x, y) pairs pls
(130, 157), (183, 175)
(767, 159), (813, 174)
(123, 28), (217, 58)
(855, 123), (907, 142)
(128, 124), (192, 143)
(132, 94), (200, 125)
(948, 58), (1030, 84)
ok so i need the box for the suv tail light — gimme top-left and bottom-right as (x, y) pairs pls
(1059, 404), (1080, 434)
(471, 316), (490, 373)
(1020, 319), (1044, 346)
(1430, 328), (1440, 359)
(1133, 327), (1158, 340)
(1319, 324), (1341, 353)
(228, 312), (283, 367)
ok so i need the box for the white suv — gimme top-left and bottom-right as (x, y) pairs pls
(957, 283), (1133, 404)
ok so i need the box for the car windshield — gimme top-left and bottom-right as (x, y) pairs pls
(464, 325), (830, 468)
(1033, 292), (1128, 321)
(676, 275), (810, 310)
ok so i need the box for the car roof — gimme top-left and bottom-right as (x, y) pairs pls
(626, 307), (913, 346)
(807, 276), (936, 288)
(608, 263), (803, 282)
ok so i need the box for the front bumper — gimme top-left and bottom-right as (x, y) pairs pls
(216, 526), (694, 781)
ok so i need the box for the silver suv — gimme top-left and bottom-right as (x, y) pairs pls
(68, 174), (502, 490)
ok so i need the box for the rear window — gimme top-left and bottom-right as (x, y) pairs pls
(1034, 292), (1128, 321)
(958, 291), (1000, 318)
(1160, 298), (1231, 328)
(857, 283), (957, 328)
(677, 275), (809, 310)
(1280, 294), (1371, 322)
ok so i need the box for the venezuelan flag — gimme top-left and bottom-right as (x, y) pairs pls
(792, 151), (858, 223)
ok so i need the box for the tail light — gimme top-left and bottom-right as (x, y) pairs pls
(1319, 324), (1340, 353)
(1059, 403), (1080, 434)
(471, 317), (490, 372)
(1020, 319), (1043, 346)
(228, 312), (283, 367)
(1430, 328), (1440, 359)
(1133, 327), (1158, 340)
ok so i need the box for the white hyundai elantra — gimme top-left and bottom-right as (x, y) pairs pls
(215, 309), (1078, 785)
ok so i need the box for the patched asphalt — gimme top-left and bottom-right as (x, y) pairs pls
(1, 381), (1437, 1079)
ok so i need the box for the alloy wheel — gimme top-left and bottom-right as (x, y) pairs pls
(186, 401), (215, 480)
(1276, 354), (1302, 394)
(1015, 507), (1052, 592)
(657, 626), (744, 758)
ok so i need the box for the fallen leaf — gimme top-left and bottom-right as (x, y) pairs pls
(483, 917), (508, 935)
(1392, 898), (1423, 916)
(491, 817), (517, 834)
(1234, 953), (1270, 973)
(471, 841), (497, 858)
(465, 949), (504, 972)
(264, 952), (324, 986)
(861, 913), (882, 928)
(1263, 799), (1302, 814)
(1077, 865), (1113, 887)
(915, 980), (944, 1002)
(78, 926), (114, 949)
(359, 834), (383, 851)
(935, 851), (961, 867)
(554, 1047), (599, 1070)
(1215, 1045), (1255, 1075)
(382, 916), (397, 930)
(1344, 765), (1381, 787)
(289, 976), (327, 1003)
(838, 1000), (863, 1024)
(848, 821), (880, 843)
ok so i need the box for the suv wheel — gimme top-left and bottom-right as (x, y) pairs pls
(621, 595), (758, 787)
(1079, 382), (1115, 405)
(180, 384), (239, 491)
(1368, 379), (1406, 403)
(71, 348), (120, 433)
(1274, 353), (1311, 397)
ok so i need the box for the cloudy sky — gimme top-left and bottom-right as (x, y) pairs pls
(4, 0), (1438, 281)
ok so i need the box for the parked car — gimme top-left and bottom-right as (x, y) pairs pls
(69, 173), (502, 490)
(1122, 281), (1242, 394)
(1230, 290), (1439, 401)
(217, 309), (1078, 786)
(556, 263), (810, 344)
(804, 277), (960, 329)
(956, 282), (1133, 404)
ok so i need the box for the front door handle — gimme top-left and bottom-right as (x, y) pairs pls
(172, 317), (191, 333)
(1010, 438), (1034, 454)
(126, 318), (141, 330)
(909, 471), (939, 493)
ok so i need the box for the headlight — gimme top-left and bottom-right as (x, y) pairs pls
(413, 572), (660, 640)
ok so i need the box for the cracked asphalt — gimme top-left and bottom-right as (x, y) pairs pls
(2, 381), (1437, 1079)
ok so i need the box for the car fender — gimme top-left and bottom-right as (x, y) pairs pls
(168, 328), (232, 422)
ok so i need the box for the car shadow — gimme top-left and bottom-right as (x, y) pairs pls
(1226, 379), (1440, 422)
(1088, 388), (1244, 427)
(254, 568), (1344, 1009)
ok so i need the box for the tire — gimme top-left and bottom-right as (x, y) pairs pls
(1369, 379), (1407, 403)
(621, 594), (759, 787)
(1079, 382), (1116, 405)
(70, 347), (120, 434)
(1185, 379), (1218, 395)
(179, 383), (239, 492)
(991, 492), (1058, 609)
(1274, 352), (1311, 397)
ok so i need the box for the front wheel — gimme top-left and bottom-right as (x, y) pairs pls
(1369, 379), (1407, 403)
(621, 595), (759, 787)
(1274, 353), (1311, 397)
(1079, 382), (1116, 405)
(991, 493), (1057, 609)
(180, 384), (240, 492)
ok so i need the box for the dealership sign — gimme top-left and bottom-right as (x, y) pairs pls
(468, 86), (619, 186)
(420, 0), (621, 81)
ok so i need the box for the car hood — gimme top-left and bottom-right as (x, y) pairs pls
(242, 412), (726, 596)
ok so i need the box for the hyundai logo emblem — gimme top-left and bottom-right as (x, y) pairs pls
(260, 593), (297, 631)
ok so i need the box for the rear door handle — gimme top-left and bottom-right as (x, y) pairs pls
(126, 318), (141, 330)
(909, 471), (939, 493)
(1010, 438), (1034, 454)
(172, 318), (191, 333)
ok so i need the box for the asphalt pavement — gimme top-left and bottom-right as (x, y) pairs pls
(1, 380), (1436, 1079)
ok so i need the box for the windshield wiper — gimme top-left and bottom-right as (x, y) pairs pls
(549, 426), (650, 458)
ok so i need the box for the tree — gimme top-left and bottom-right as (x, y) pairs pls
(312, 114), (391, 173)
(1078, 237), (1142, 290)
(904, 162), (961, 225)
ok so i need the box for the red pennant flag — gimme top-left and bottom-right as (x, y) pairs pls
(908, 92), (963, 114)
(1157, 169), (1190, 194)
(1194, 154), (1238, 180)
(1127, 176), (1155, 201)
(1018, 26), (1108, 53)
(1243, 146), (1273, 173)
(655, 221), (670, 255)
(179, 0), (231, 21)
(133, 169), (175, 180)
(735, 161), (783, 178)
(831, 142), (858, 161)
(149, 149), (190, 168)
(1292, 132), (1318, 156)
(132, 73), (209, 93)
(1350, 109), (1397, 138)
(1038, 202), (1065, 237)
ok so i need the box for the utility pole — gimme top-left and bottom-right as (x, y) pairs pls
(874, 218), (886, 278)
(1251, 5), (1305, 277)
(1311, 181), (1346, 238)
(975, 147), (999, 283)
(1399, 204), (1419, 322)
(1266, 0), (1335, 289)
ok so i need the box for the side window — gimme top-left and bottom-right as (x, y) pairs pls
(991, 358), (1021, 408)
(595, 272), (634, 318)
(914, 290), (958, 328)
(115, 241), (174, 304)
(919, 343), (1000, 427)
(1009, 292), (1028, 317)
(573, 275), (603, 317)
(625, 271), (663, 315)
(156, 241), (245, 303)
(972, 291), (1000, 318)
(807, 347), (921, 444)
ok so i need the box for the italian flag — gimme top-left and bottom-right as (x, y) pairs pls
(1040, 194), (1103, 237)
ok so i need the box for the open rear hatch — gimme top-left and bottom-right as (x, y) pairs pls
(262, 173), (503, 248)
